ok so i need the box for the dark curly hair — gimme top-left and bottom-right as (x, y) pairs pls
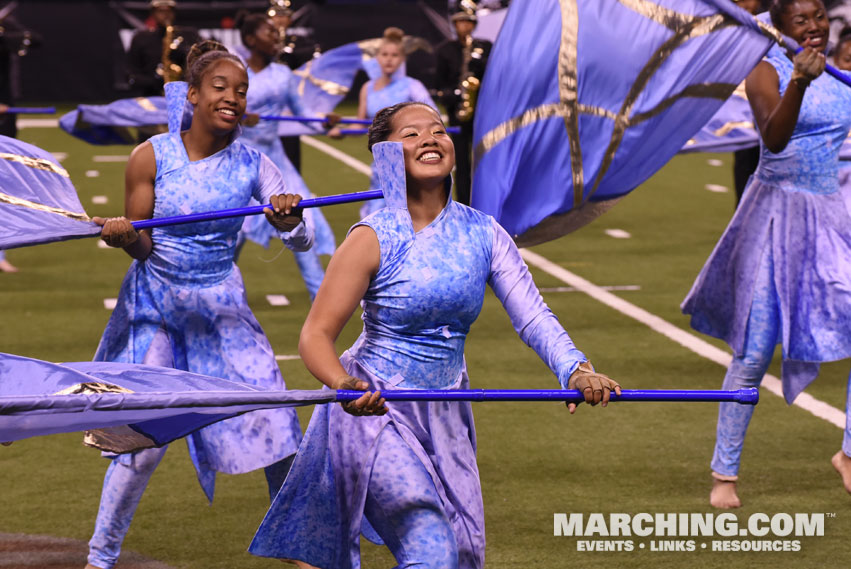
(769, 0), (825, 30)
(185, 39), (245, 89)
(238, 12), (271, 46)
(367, 101), (441, 151)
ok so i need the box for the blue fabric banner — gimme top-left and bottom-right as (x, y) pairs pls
(59, 96), (170, 145)
(471, 0), (776, 246)
(0, 352), (333, 446)
(0, 136), (99, 249)
(278, 42), (368, 136)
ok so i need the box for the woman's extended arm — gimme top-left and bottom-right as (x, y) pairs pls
(486, 219), (620, 411)
(94, 141), (156, 260)
(298, 225), (386, 415)
(747, 47), (825, 153)
(357, 82), (369, 120)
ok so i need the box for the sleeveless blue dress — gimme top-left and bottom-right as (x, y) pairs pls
(95, 132), (309, 497)
(249, 142), (588, 569)
(683, 45), (851, 403)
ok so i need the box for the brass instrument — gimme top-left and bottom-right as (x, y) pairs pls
(157, 25), (184, 84)
(455, 34), (484, 123)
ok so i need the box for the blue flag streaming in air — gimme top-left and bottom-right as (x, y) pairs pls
(471, 0), (778, 246)
(0, 352), (333, 448)
(680, 82), (851, 159)
(278, 42), (366, 136)
(680, 83), (758, 153)
(59, 96), (170, 145)
(0, 136), (99, 248)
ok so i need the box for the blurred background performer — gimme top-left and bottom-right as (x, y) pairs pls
(731, 0), (764, 206)
(0, 8), (41, 273)
(125, 0), (201, 96)
(84, 41), (309, 569)
(434, 1), (491, 206)
(682, 0), (851, 509)
(237, 13), (337, 302)
(267, 0), (315, 173)
(330, 26), (436, 218)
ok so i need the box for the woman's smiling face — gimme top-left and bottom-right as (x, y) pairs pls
(187, 59), (249, 135)
(387, 104), (455, 188)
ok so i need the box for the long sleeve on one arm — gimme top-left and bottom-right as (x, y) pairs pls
(487, 219), (587, 388)
(255, 154), (314, 252)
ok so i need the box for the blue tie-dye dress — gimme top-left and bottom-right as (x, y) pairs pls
(94, 132), (310, 496)
(683, 45), (851, 402)
(249, 142), (588, 569)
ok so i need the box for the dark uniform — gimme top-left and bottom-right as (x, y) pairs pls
(126, 25), (201, 96)
(435, 36), (491, 206)
(276, 32), (318, 173)
(0, 17), (41, 138)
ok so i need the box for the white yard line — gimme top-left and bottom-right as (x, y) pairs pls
(17, 118), (59, 128)
(306, 137), (846, 430)
(521, 249), (845, 429)
(266, 294), (290, 307)
(540, 285), (641, 293)
(301, 136), (372, 177)
(93, 155), (130, 163)
(275, 354), (301, 361)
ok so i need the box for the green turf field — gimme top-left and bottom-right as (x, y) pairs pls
(1, 106), (848, 568)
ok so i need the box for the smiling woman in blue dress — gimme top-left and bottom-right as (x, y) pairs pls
(84, 40), (311, 569)
(682, 0), (851, 508)
(248, 101), (621, 569)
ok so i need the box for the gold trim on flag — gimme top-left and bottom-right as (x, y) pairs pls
(135, 97), (158, 112)
(0, 190), (91, 222)
(0, 152), (69, 177)
(294, 59), (350, 98)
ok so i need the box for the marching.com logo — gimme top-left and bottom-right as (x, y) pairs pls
(554, 512), (833, 552)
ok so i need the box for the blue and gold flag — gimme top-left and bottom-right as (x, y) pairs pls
(681, 82), (758, 153)
(471, 0), (778, 246)
(0, 136), (99, 249)
(278, 42), (366, 136)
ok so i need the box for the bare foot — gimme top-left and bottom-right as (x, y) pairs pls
(831, 450), (851, 494)
(0, 259), (18, 273)
(710, 478), (742, 509)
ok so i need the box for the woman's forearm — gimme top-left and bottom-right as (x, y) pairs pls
(760, 81), (806, 153)
(123, 230), (153, 260)
(298, 329), (350, 389)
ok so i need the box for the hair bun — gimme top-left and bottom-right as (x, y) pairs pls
(186, 39), (229, 70)
(383, 27), (404, 43)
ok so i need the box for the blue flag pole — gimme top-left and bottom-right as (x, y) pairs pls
(5, 107), (56, 114)
(260, 115), (373, 125)
(335, 388), (759, 405)
(337, 126), (461, 136)
(130, 189), (383, 231)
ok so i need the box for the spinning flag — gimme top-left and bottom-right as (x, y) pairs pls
(471, 0), (779, 246)
(279, 42), (365, 136)
(0, 136), (99, 248)
(59, 96), (171, 145)
(0, 352), (333, 449)
(681, 82), (758, 153)
(680, 84), (851, 158)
